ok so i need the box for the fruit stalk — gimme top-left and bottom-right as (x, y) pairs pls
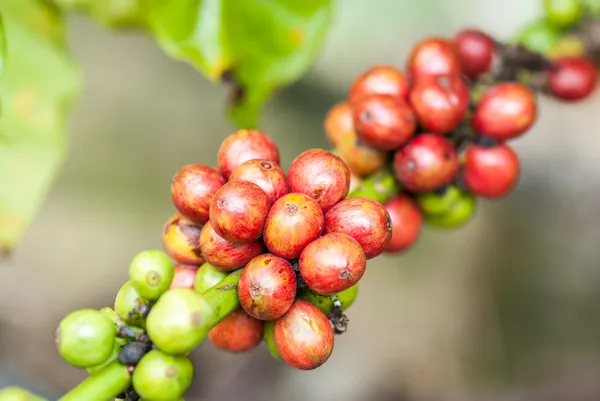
(58, 360), (132, 401)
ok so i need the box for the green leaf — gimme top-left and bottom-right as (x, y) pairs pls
(0, 0), (81, 252)
(144, 0), (334, 128)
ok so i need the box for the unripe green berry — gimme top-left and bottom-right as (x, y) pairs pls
(416, 186), (462, 215)
(86, 341), (121, 375)
(543, 0), (583, 27)
(146, 289), (215, 355)
(299, 284), (359, 314)
(55, 309), (116, 368)
(114, 281), (149, 328)
(262, 320), (282, 361)
(0, 387), (46, 401)
(129, 250), (175, 301)
(515, 19), (562, 54)
(132, 349), (193, 401)
(194, 263), (228, 293)
(425, 192), (476, 228)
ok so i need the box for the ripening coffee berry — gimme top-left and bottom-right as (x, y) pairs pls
(209, 180), (270, 244)
(207, 308), (264, 352)
(274, 300), (334, 370)
(56, 309), (116, 368)
(324, 102), (387, 177)
(543, 0), (583, 27)
(384, 194), (423, 253)
(299, 233), (366, 295)
(287, 149), (351, 212)
(462, 142), (520, 198)
(129, 250), (175, 301)
(516, 19), (562, 54)
(472, 83), (537, 140)
(263, 320), (282, 361)
(352, 94), (417, 151)
(114, 281), (148, 328)
(162, 213), (205, 266)
(546, 57), (598, 101)
(393, 133), (459, 192)
(229, 159), (288, 204)
(170, 264), (199, 290)
(455, 29), (495, 80)
(324, 197), (392, 259)
(199, 222), (265, 271)
(299, 283), (359, 314)
(407, 37), (461, 80)
(416, 185), (462, 215)
(425, 192), (476, 228)
(409, 74), (470, 134)
(194, 263), (228, 293)
(132, 350), (193, 401)
(217, 129), (280, 179)
(263, 193), (324, 260)
(238, 254), (297, 320)
(348, 65), (411, 102)
(146, 288), (214, 355)
(171, 164), (226, 224)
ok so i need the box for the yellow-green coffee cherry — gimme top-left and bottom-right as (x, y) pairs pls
(193, 263), (228, 293)
(416, 185), (462, 216)
(132, 349), (193, 401)
(425, 192), (476, 228)
(129, 250), (175, 301)
(543, 0), (583, 27)
(515, 19), (562, 54)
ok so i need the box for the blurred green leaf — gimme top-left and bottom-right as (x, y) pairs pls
(144, 0), (334, 128)
(53, 0), (146, 29)
(0, 0), (81, 252)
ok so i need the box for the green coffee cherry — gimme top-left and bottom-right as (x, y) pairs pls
(129, 250), (175, 301)
(262, 320), (282, 361)
(543, 0), (583, 27)
(515, 19), (562, 54)
(86, 341), (120, 375)
(146, 289), (215, 355)
(416, 186), (462, 216)
(114, 281), (148, 328)
(194, 263), (228, 293)
(55, 309), (116, 368)
(425, 192), (476, 228)
(299, 284), (359, 314)
(0, 387), (47, 401)
(132, 349), (193, 401)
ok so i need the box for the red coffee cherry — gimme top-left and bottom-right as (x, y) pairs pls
(407, 37), (461, 80)
(274, 300), (334, 370)
(229, 159), (287, 204)
(393, 133), (459, 192)
(409, 74), (470, 134)
(454, 29), (495, 80)
(162, 213), (205, 265)
(263, 193), (324, 260)
(207, 309), (264, 353)
(217, 129), (280, 179)
(462, 142), (520, 198)
(472, 82), (537, 140)
(171, 164), (226, 224)
(287, 149), (351, 212)
(384, 194), (423, 253)
(238, 254), (297, 320)
(352, 94), (417, 151)
(546, 57), (598, 102)
(209, 180), (270, 244)
(169, 264), (199, 290)
(198, 222), (265, 271)
(348, 65), (411, 102)
(324, 197), (392, 259)
(299, 233), (366, 295)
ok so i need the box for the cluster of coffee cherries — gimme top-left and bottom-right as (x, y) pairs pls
(325, 21), (598, 254)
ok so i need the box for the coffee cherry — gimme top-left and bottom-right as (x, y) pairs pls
(56, 309), (116, 368)
(546, 57), (598, 101)
(287, 149), (351, 212)
(209, 180), (270, 244)
(352, 94), (417, 151)
(274, 300), (334, 370)
(393, 133), (459, 192)
(207, 308), (264, 352)
(194, 263), (228, 293)
(129, 250), (174, 301)
(472, 83), (537, 140)
(348, 65), (411, 102)
(170, 264), (199, 290)
(409, 74), (470, 134)
(171, 164), (226, 224)
(146, 288), (214, 355)
(455, 29), (495, 80)
(218, 129), (280, 179)
(262, 320), (282, 360)
(324, 197), (392, 259)
(114, 281), (148, 328)
(238, 254), (297, 320)
(425, 192), (476, 228)
(132, 349), (193, 401)
(162, 213), (205, 266)
(299, 283), (359, 314)
(462, 142), (520, 198)
(383, 194), (423, 253)
(199, 222), (265, 271)
(299, 233), (366, 295)
(86, 341), (120, 375)
(407, 37), (461, 80)
(0, 387), (46, 401)
(229, 159), (288, 204)
(416, 185), (462, 215)
(543, 0), (583, 27)
(263, 193), (324, 260)
(516, 19), (561, 54)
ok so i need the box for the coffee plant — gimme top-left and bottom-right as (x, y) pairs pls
(0, 0), (599, 400)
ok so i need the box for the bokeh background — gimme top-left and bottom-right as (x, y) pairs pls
(2, 0), (600, 400)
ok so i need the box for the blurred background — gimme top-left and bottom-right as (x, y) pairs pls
(2, 0), (600, 400)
